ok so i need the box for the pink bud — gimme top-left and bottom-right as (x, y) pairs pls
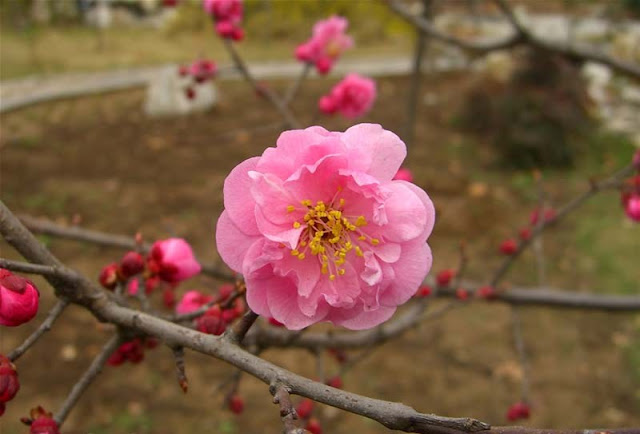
(148, 238), (201, 283)
(228, 394), (244, 414)
(231, 27), (244, 41)
(315, 57), (332, 75)
(436, 269), (455, 287)
(99, 263), (119, 290)
(127, 279), (139, 296)
(318, 95), (337, 114)
(529, 207), (556, 226)
(0, 354), (20, 404)
(499, 239), (518, 255)
(625, 194), (640, 222)
(305, 417), (322, 434)
(633, 149), (640, 170)
(296, 398), (314, 419)
(197, 306), (226, 335)
(175, 290), (213, 315)
(393, 168), (414, 182)
(0, 269), (39, 327)
(295, 43), (313, 62)
(215, 20), (236, 38)
(185, 87), (195, 100)
(119, 251), (144, 279)
(506, 402), (531, 421)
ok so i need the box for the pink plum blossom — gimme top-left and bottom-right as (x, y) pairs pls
(318, 74), (376, 119)
(215, 124), (435, 330)
(189, 59), (217, 83)
(0, 269), (39, 327)
(295, 16), (353, 75)
(147, 238), (202, 283)
(176, 290), (214, 315)
(625, 194), (640, 222)
(393, 168), (413, 182)
(203, 0), (244, 40)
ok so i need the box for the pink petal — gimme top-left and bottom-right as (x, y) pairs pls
(342, 124), (406, 181)
(223, 157), (260, 235)
(379, 241), (432, 307)
(215, 211), (260, 273)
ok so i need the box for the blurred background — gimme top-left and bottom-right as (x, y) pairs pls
(1, 0), (639, 433)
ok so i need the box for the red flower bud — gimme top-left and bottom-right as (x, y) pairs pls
(185, 87), (196, 100)
(163, 288), (176, 309)
(455, 288), (469, 301)
(148, 238), (201, 283)
(529, 207), (556, 226)
(0, 269), (39, 327)
(518, 227), (531, 241)
(436, 269), (455, 287)
(414, 285), (432, 298)
(144, 276), (161, 294)
(326, 376), (343, 389)
(119, 251), (144, 279)
(0, 354), (20, 403)
(197, 307), (226, 335)
(23, 406), (60, 434)
(506, 401), (531, 421)
(477, 286), (497, 300)
(632, 149), (640, 170)
(99, 263), (119, 290)
(499, 239), (518, 255)
(327, 348), (347, 363)
(228, 394), (244, 414)
(305, 417), (322, 434)
(296, 398), (314, 419)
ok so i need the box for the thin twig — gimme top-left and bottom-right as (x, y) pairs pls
(270, 382), (306, 434)
(225, 310), (259, 344)
(490, 164), (636, 286)
(54, 334), (122, 426)
(18, 215), (234, 281)
(0, 258), (64, 278)
(172, 346), (188, 393)
(8, 299), (70, 362)
(222, 39), (301, 129)
(510, 308), (531, 404)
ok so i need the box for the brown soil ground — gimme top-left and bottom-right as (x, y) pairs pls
(1, 73), (639, 434)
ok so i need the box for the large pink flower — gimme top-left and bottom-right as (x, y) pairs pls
(295, 16), (354, 75)
(215, 124), (435, 330)
(0, 269), (39, 327)
(318, 73), (376, 119)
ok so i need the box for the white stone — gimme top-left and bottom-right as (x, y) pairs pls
(144, 67), (218, 118)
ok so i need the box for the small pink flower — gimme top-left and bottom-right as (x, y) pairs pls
(175, 290), (214, 315)
(295, 16), (353, 74)
(393, 168), (413, 182)
(148, 238), (201, 283)
(215, 124), (435, 330)
(0, 269), (39, 327)
(203, 0), (243, 40)
(625, 194), (640, 222)
(318, 74), (376, 119)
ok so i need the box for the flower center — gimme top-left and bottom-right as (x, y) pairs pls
(286, 188), (379, 281)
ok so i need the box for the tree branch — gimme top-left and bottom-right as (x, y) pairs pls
(387, 0), (640, 80)
(270, 382), (306, 434)
(8, 299), (70, 362)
